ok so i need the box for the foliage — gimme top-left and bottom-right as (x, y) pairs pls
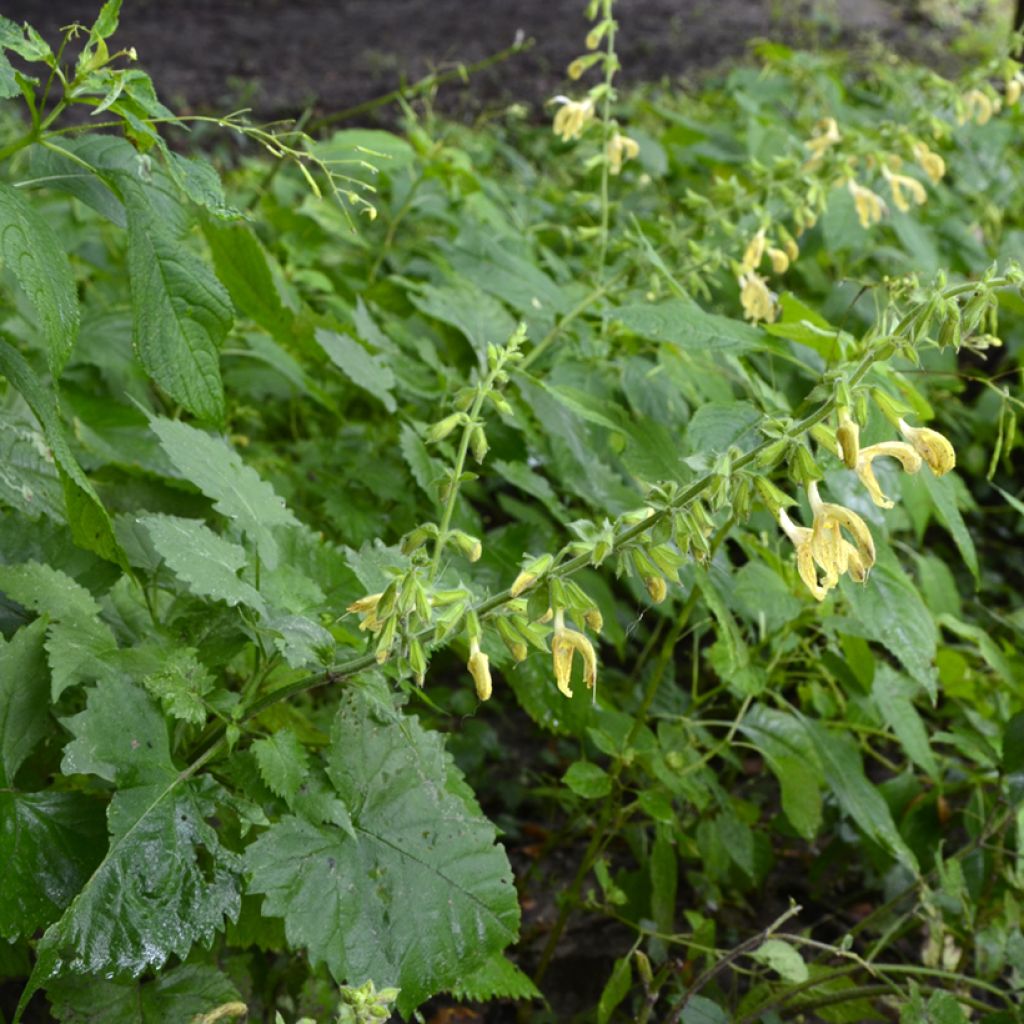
(0, 2), (1023, 1022)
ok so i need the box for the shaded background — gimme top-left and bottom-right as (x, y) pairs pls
(2, 0), (997, 124)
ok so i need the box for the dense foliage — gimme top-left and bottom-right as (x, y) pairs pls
(1, 2), (1023, 1021)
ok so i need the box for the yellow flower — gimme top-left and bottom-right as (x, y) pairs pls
(808, 481), (876, 584)
(740, 229), (766, 274)
(783, 236), (800, 263)
(767, 246), (790, 274)
(738, 272), (777, 324)
(777, 508), (830, 602)
(898, 418), (956, 476)
(468, 638), (492, 701)
(606, 132), (640, 174)
(848, 180), (886, 228)
(551, 609), (597, 698)
(347, 592), (383, 632)
(836, 410), (860, 470)
(552, 96), (595, 141)
(883, 167), (927, 214)
(805, 117), (841, 162)
(1007, 74), (1024, 107)
(854, 441), (922, 509)
(912, 141), (946, 184)
(960, 88), (996, 126)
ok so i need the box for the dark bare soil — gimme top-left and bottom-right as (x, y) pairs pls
(5, 0), (949, 125)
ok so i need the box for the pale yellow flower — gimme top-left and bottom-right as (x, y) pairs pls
(848, 180), (887, 229)
(1007, 74), (1024, 107)
(551, 609), (597, 698)
(836, 410), (860, 470)
(767, 246), (790, 274)
(606, 132), (640, 174)
(960, 88), (996, 126)
(552, 96), (595, 141)
(912, 141), (946, 184)
(468, 638), (492, 701)
(805, 117), (841, 162)
(778, 508), (829, 602)
(808, 481), (876, 585)
(883, 167), (927, 214)
(854, 441), (922, 509)
(898, 418), (956, 476)
(739, 272), (777, 324)
(347, 592), (383, 632)
(740, 229), (766, 274)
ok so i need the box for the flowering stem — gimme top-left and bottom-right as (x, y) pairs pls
(596, 0), (617, 284)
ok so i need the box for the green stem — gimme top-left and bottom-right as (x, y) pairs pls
(596, 0), (616, 283)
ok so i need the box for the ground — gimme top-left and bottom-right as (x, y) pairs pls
(1, 0), (981, 125)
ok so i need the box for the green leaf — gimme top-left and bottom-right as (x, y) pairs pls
(681, 995), (730, 1024)
(148, 415), (297, 570)
(28, 677), (241, 988)
(448, 954), (541, 1003)
(408, 280), (517, 363)
(917, 470), (978, 581)
(123, 179), (231, 421)
(0, 418), (64, 521)
(841, 555), (937, 699)
(47, 963), (241, 1023)
(314, 327), (397, 413)
(750, 938), (809, 983)
(611, 298), (763, 352)
(597, 955), (632, 1024)
(872, 666), (939, 779)
(563, 760), (612, 798)
(0, 341), (122, 566)
(685, 400), (761, 455)
(398, 422), (441, 500)
(801, 716), (918, 872)
(246, 691), (519, 1015)
(0, 619), (49, 787)
(140, 514), (265, 613)
(141, 647), (213, 726)
(0, 183), (79, 375)
(253, 730), (310, 804)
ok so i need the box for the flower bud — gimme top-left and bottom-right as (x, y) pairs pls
(452, 531), (483, 562)
(511, 553), (553, 596)
(426, 413), (463, 443)
(470, 425), (489, 463)
(644, 575), (668, 604)
(467, 638), (492, 701)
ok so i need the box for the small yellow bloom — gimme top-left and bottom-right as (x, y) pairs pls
(912, 141), (946, 184)
(347, 592), (383, 632)
(809, 481), (876, 581)
(898, 418), (956, 476)
(854, 441), (922, 509)
(644, 575), (668, 604)
(783, 236), (800, 263)
(552, 96), (595, 141)
(778, 508), (829, 602)
(1007, 74), (1024, 107)
(960, 88), (996, 126)
(848, 180), (886, 229)
(836, 410), (860, 470)
(551, 609), (597, 698)
(883, 167), (927, 214)
(468, 638), (492, 701)
(738, 272), (777, 324)
(606, 132), (640, 174)
(805, 117), (841, 162)
(741, 229), (767, 274)
(767, 246), (790, 275)
(568, 58), (586, 80)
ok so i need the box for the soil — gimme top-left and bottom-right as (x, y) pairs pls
(3, 0), (963, 126)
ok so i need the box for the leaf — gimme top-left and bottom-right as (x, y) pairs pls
(872, 666), (939, 779)
(611, 298), (763, 352)
(123, 179), (232, 421)
(0, 619), (49, 786)
(141, 647), (214, 726)
(27, 677), (241, 990)
(681, 995), (730, 1024)
(563, 760), (612, 798)
(47, 963), (241, 1023)
(801, 716), (918, 872)
(918, 469), (978, 581)
(841, 555), (938, 699)
(448, 954), (541, 1003)
(398, 422), (441, 500)
(597, 955), (632, 1024)
(408, 280), (517, 363)
(252, 730), (310, 804)
(0, 418), (64, 521)
(0, 182), (79, 375)
(0, 51), (19, 98)
(314, 327), (396, 413)
(685, 401), (761, 455)
(246, 691), (520, 1015)
(140, 514), (265, 613)
(148, 415), (297, 570)
(0, 341), (122, 566)
(750, 938), (809, 983)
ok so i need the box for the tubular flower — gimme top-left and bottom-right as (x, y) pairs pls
(740, 229), (767, 274)
(848, 180), (886, 229)
(854, 441), (922, 509)
(767, 246), (790, 275)
(739, 272), (777, 324)
(551, 609), (597, 699)
(898, 418), (956, 476)
(1007, 73), (1024, 107)
(883, 167), (927, 214)
(552, 96), (595, 141)
(778, 508), (829, 602)
(808, 481), (876, 585)
(606, 132), (640, 174)
(804, 116), (841, 162)
(467, 638), (492, 701)
(347, 592), (383, 632)
(836, 409), (860, 469)
(961, 88), (996, 126)
(912, 141), (946, 184)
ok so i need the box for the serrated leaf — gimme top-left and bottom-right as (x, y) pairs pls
(398, 422), (441, 500)
(123, 179), (231, 421)
(141, 514), (265, 613)
(148, 416), (297, 570)
(26, 678), (241, 991)
(0, 182), (79, 375)
(141, 647), (213, 726)
(611, 298), (763, 352)
(0, 341), (122, 566)
(750, 938), (809, 983)
(0, 618), (49, 786)
(0, 52), (19, 98)
(0, 418), (64, 520)
(448, 953), (541, 1003)
(47, 963), (241, 1024)
(253, 730), (310, 804)
(314, 327), (396, 412)
(246, 691), (519, 1015)
(408, 279), (517, 363)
